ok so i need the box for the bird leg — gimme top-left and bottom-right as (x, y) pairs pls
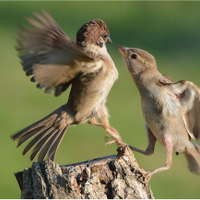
(129, 127), (173, 183)
(88, 117), (109, 139)
(88, 117), (101, 126)
(105, 126), (127, 147)
(88, 111), (126, 146)
(143, 135), (173, 182)
(129, 125), (157, 156)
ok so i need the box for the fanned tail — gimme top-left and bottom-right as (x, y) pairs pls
(11, 106), (71, 162)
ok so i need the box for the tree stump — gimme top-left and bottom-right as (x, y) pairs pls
(14, 146), (154, 199)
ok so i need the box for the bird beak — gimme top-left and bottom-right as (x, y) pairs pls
(106, 36), (112, 44)
(117, 46), (129, 58)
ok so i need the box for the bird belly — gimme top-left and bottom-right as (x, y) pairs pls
(69, 68), (117, 124)
(144, 107), (189, 153)
(145, 115), (165, 145)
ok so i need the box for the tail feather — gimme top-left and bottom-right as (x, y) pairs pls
(22, 126), (54, 155)
(17, 127), (42, 147)
(47, 125), (69, 161)
(12, 114), (57, 143)
(185, 143), (200, 175)
(30, 128), (58, 161)
(11, 106), (70, 162)
(37, 129), (61, 162)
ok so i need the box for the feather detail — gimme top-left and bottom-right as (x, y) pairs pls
(11, 106), (72, 162)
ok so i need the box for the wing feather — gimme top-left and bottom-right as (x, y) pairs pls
(16, 10), (94, 96)
(180, 81), (200, 143)
(165, 80), (200, 143)
(160, 75), (200, 144)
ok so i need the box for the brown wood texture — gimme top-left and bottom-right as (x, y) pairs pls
(14, 146), (154, 199)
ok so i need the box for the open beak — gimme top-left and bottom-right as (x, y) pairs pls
(117, 46), (129, 58)
(106, 36), (112, 44)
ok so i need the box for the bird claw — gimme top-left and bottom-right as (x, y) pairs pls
(105, 139), (127, 147)
(104, 125), (126, 147)
(135, 168), (152, 184)
(136, 167), (146, 174)
(144, 174), (152, 183)
(105, 139), (116, 146)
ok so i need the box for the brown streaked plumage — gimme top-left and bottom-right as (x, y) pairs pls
(76, 19), (110, 46)
(118, 46), (200, 182)
(11, 10), (126, 162)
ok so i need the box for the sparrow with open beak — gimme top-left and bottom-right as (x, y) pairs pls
(118, 46), (200, 182)
(11, 10), (126, 162)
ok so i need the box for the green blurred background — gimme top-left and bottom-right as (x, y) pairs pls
(1, 1), (200, 198)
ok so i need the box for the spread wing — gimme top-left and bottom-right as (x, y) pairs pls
(159, 74), (200, 144)
(179, 81), (200, 144)
(16, 10), (94, 96)
(165, 80), (200, 144)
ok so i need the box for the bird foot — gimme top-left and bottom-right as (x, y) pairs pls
(105, 139), (116, 146)
(104, 125), (126, 147)
(135, 168), (152, 183)
(105, 138), (127, 147)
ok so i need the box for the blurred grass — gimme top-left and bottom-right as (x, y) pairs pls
(1, 1), (200, 198)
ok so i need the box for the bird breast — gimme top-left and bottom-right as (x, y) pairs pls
(68, 59), (118, 124)
(141, 89), (184, 145)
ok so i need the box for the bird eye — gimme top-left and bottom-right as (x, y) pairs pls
(103, 34), (107, 38)
(131, 54), (137, 59)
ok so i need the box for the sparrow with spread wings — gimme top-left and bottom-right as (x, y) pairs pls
(118, 46), (200, 182)
(11, 10), (126, 162)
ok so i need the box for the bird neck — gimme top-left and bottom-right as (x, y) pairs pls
(78, 43), (108, 59)
(78, 43), (118, 79)
(133, 69), (162, 98)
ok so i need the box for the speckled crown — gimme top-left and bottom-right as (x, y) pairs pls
(76, 19), (109, 45)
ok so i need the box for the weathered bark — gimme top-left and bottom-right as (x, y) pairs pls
(14, 146), (154, 199)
